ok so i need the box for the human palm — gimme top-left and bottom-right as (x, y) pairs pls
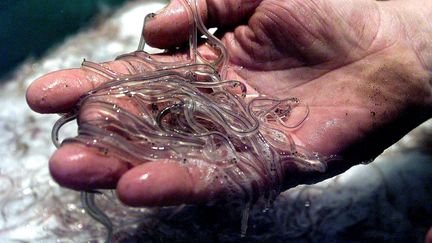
(26, 0), (432, 206)
(219, 0), (432, 161)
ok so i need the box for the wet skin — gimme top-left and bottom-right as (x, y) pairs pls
(26, 0), (432, 209)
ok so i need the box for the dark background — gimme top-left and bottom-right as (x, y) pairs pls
(0, 0), (129, 79)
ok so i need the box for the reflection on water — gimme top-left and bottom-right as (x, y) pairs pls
(0, 1), (431, 242)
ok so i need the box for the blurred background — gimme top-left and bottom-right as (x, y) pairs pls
(0, 0), (129, 79)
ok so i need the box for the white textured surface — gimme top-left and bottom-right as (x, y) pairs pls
(0, 0), (431, 241)
(0, 1), (166, 242)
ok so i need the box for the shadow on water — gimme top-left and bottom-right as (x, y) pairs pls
(0, 0), (129, 80)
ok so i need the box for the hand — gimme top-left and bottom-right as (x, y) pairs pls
(26, 0), (432, 206)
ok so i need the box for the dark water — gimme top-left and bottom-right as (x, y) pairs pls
(0, 0), (129, 78)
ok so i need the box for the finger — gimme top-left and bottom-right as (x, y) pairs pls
(26, 43), (223, 114)
(26, 59), (144, 114)
(26, 68), (96, 114)
(144, 0), (262, 49)
(49, 143), (130, 191)
(116, 155), (272, 207)
(116, 160), (228, 207)
(78, 95), (143, 124)
(26, 53), (186, 114)
(48, 84), (154, 191)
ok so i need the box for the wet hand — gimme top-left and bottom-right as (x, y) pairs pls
(26, 0), (432, 206)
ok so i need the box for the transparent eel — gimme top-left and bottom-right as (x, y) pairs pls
(50, 0), (329, 241)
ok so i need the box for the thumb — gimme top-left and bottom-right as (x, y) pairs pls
(144, 0), (261, 49)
